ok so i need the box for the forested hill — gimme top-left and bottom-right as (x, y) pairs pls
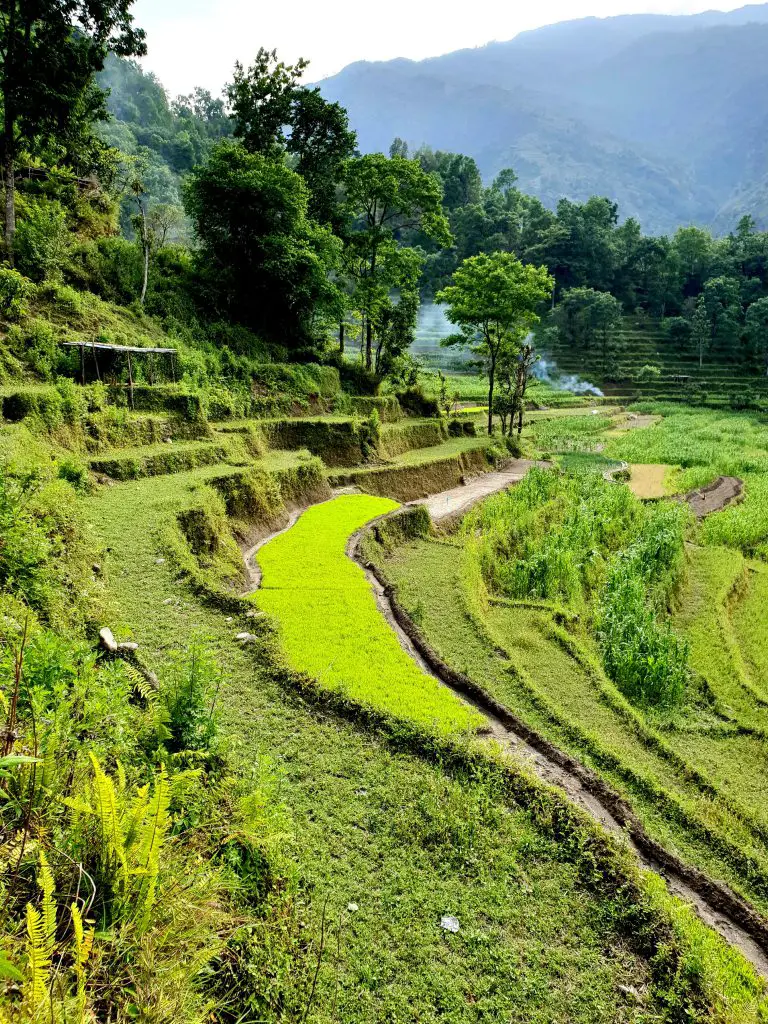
(317, 4), (768, 235)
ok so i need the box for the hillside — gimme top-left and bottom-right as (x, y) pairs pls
(317, 4), (768, 233)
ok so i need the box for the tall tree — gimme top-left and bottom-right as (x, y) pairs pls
(552, 287), (623, 370)
(183, 141), (342, 353)
(744, 296), (768, 374)
(437, 252), (553, 434)
(343, 153), (451, 372)
(228, 48), (356, 226)
(0, 0), (145, 256)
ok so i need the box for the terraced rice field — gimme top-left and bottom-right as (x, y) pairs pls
(254, 495), (484, 735)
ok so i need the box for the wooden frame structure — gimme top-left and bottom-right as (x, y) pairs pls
(61, 341), (177, 408)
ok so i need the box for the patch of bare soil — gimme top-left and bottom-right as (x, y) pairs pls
(678, 476), (744, 518)
(628, 464), (670, 499)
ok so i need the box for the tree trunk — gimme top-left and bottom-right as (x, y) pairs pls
(365, 319), (373, 372)
(487, 355), (496, 436)
(138, 200), (149, 306)
(3, 140), (15, 261)
(339, 321), (345, 354)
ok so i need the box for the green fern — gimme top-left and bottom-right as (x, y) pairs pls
(23, 853), (56, 1021)
(89, 753), (128, 885)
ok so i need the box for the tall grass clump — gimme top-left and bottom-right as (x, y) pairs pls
(597, 502), (690, 707)
(463, 467), (691, 706)
(462, 467), (642, 605)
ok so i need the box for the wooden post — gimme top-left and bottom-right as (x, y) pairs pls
(91, 342), (101, 382)
(127, 350), (134, 410)
(80, 344), (85, 384)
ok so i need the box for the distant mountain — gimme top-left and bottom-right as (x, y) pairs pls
(317, 5), (768, 234)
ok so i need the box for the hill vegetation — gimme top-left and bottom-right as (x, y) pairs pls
(2, 1), (768, 1020)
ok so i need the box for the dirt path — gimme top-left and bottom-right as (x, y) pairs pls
(415, 459), (546, 524)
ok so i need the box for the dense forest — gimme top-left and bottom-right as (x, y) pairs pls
(3, 36), (768, 398)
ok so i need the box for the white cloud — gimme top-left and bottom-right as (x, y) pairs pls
(132, 0), (747, 96)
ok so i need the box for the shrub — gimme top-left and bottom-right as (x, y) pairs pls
(57, 456), (89, 490)
(0, 266), (30, 320)
(7, 317), (61, 379)
(162, 637), (221, 755)
(14, 199), (71, 282)
(396, 386), (441, 418)
(636, 364), (662, 383)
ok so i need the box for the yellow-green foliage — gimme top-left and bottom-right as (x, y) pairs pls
(3, 851), (96, 1024)
(255, 495), (484, 736)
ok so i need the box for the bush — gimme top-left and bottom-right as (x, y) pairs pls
(57, 456), (89, 491)
(7, 317), (61, 379)
(14, 198), (71, 282)
(2, 387), (64, 430)
(0, 266), (30, 320)
(636, 364), (662, 383)
(162, 638), (221, 756)
(396, 386), (441, 418)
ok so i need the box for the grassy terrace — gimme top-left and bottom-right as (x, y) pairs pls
(76, 452), (713, 1021)
(333, 434), (490, 477)
(374, 403), (768, 922)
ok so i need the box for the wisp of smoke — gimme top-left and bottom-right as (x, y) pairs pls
(534, 353), (604, 397)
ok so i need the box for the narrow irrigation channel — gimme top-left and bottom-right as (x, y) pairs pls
(244, 471), (768, 977)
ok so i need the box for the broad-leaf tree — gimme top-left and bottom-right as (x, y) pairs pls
(551, 287), (624, 370)
(0, 0), (145, 255)
(183, 141), (342, 353)
(437, 252), (553, 433)
(343, 153), (451, 372)
(745, 296), (768, 374)
(228, 48), (356, 226)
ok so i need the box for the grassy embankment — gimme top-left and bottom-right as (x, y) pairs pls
(375, 406), (768, 924)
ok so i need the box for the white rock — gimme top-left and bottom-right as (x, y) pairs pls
(162, 598), (175, 605)
(440, 915), (460, 933)
(99, 627), (118, 653)
(155, 557), (165, 565)
(225, 616), (233, 622)
(236, 632), (258, 643)
(118, 641), (139, 652)
(347, 902), (358, 913)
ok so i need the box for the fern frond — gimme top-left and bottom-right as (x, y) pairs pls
(134, 765), (171, 932)
(37, 850), (57, 962)
(88, 754), (127, 886)
(125, 783), (150, 848)
(24, 903), (51, 1016)
(71, 902), (94, 1023)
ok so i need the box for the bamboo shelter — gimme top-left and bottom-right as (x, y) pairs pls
(61, 341), (177, 408)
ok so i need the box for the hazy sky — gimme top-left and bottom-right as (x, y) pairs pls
(132, 0), (746, 96)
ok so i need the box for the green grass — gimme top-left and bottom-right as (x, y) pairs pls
(375, 528), (768, 916)
(254, 495), (484, 736)
(74, 466), (713, 1022)
(326, 434), (490, 477)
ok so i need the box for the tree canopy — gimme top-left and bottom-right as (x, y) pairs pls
(437, 252), (553, 432)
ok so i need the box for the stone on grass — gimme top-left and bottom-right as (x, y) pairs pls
(118, 641), (139, 652)
(236, 632), (258, 643)
(99, 627), (118, 653)
(440, 915), (460, 933)
(347, 902), (359, 913)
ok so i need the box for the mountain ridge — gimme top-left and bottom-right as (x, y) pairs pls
(317, 4), (768, 234)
